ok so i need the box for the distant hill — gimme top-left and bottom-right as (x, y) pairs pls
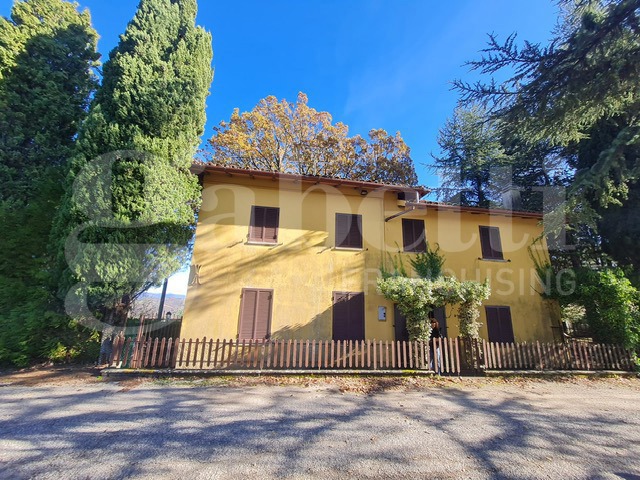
(130, 292), (186, 319)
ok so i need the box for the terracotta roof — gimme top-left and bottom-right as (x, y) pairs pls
(190, 163), (542, 220)
(191, 163), (430, 197)
(406, 201), (543, 220)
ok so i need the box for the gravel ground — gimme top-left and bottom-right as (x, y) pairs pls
(0, 370), (639, 479)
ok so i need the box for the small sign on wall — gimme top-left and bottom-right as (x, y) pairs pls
(378, 306), (387, 321)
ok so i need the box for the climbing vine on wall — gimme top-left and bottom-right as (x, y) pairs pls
(378, 250), (490, 340)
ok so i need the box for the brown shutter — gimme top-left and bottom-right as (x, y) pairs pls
(480, 226), (503, 259)
(254, 290), (273, 339)
(479, 226), (493, 258)
(332, 291), (365, 340)
(403, 219), (426, 253)
(402, 218), (414, 251)
(336, 214), (362, 249)
(485, 306), (500, 342)
(332, 292), (350, 339)
(335, 214), (349, 248)
(489, 227), (503, 259)
(249, 206), (279, 243)
(249, 206), (263, 242)
(497, 306), (514, 343)
(239, 288), (273, 340)
(239, 289), (258, 339)
(263, 207), (279, 242)
(485, 306), (514, 343)
(348, 215), (363, 249)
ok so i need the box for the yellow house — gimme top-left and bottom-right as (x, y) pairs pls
(182, 164), (560, 343)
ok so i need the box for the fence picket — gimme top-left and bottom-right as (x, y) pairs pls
(228, 340), (236, 367)
(111, 336), (123, 366)
(168, 338), (177, 368)
(442, 338), (449, 373)
(354, 341), (359, 369)
(610, 344), (620, 370)
(489, 341), (496, 369)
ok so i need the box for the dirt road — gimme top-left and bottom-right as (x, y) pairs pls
(0, 369), (638, 479)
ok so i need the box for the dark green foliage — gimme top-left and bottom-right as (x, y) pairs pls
(546, 267), (640, 349)
(409, 243), (445, 280)
(576, 269), (640, 349)
(431, 105), (510, 207)
(597, 182), (640, 286)
(446, 0), (640, 339)
(0, 0), (100, 366)
(455, 0), (640, 225)
(0, 0), (99, 201)
(53, 0), (213, 327)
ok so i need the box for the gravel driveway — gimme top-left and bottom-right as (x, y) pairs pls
(0, 373), (638, 479)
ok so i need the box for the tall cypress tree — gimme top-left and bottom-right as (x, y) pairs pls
(54, 0), (213, 328)
(0, 0), (99, 366)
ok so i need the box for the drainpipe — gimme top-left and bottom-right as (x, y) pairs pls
(384, 205), (416, 222)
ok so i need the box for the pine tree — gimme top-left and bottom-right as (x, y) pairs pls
(430, 105), (511, 207)
(0, 0), (99, 366)
(53, 0), (213, 328)
(454, 0), (640, 223)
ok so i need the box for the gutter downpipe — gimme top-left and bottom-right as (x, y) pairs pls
(384, 205), (416, 223)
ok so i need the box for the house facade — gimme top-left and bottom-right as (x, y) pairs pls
(181, 164), (560, 343)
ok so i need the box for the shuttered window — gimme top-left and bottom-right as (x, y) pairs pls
(485, 306), (514, 343)
(335, 213), (362, 249)
(249, 206), (279, 243)
(238, 288), (273, 340)
(479, 226), (503, 260)
(402, 219), (426, 253)
(332, 292), (365, 340)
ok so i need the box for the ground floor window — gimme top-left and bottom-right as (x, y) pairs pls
(485, 306), (514, 343)
(238, 288), (273, 340)
(332, 291), (365, 340)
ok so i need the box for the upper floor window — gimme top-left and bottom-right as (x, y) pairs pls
(335, 213), (362, 249)
(249, 206), (279, 243)
(402, 219), (426, 253)
(479, 226), (503, 260)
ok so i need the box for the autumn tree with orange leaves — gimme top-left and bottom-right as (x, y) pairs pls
(204, 92), (418, 186)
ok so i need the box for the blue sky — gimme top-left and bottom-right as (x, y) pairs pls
(1, 0), (561, 294)
(1, 0), (560, 187)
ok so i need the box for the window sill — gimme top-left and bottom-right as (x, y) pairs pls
(478, 257), (510, 262)
(333, 246), (364, 252)
(246, 241), (281, 247)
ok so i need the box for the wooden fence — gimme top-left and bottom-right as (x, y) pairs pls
(482, 339), (635, 372)
(106, 336), (636, 374)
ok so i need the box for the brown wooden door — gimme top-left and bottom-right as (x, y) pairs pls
(485, 306), (514, 343)
(394, 305), (409, 341)
(238, 288), (273, 340)
(332, 292), (365, 340)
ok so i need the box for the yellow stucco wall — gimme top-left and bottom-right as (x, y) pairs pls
(181, 173), (559, 342)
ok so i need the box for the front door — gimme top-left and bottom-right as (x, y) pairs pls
(394, 305), (409, 341)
